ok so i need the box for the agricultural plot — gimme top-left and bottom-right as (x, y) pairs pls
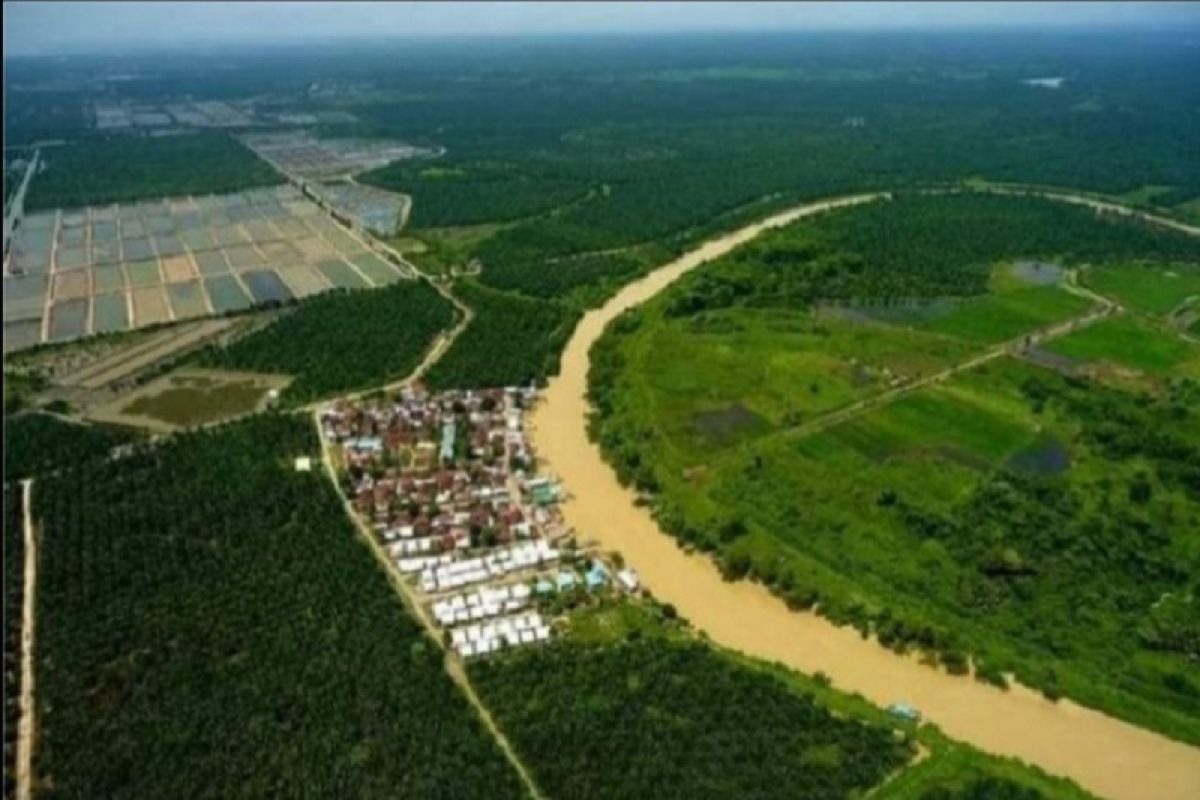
(240, 132), (435, 180)
(91, 292), (129, 333)
(1083, 263), (1200, 316)
(1045, 315), (1200, 377)
(4, 185), (414, 350)
(312, 181), (408, 235)
(88, 368), (290, 431)
(30, 415), (527, 798)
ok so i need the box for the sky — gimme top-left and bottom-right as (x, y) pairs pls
(5, 1), (1199, 56)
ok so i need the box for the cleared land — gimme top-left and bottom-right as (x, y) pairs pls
(87, 368), (291, 431)
(1084, 263), (1200, 317)
(1045, 315), (1200, 378)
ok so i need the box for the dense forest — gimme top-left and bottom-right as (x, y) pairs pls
(4, 412), (134, 481)
(3, 485), (23, 800)
(662, 192), (1200, 319)
(479, 247), (650, 301)
(425, 281), (578, 390)
(197, 281), (455, 404)
(361, 160), (591, 229)
(23, 133), (281, 211)
(30, 413), (526, 799)
(471, 636), (912, 800)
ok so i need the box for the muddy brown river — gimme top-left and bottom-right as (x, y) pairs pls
(529, 192), (1200, 800)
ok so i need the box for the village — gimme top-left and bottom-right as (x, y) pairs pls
(317, 384), (640, 660)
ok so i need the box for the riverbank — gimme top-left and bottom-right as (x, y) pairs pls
(528, 191), (1200, 800)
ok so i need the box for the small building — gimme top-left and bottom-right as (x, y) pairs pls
(586, 561), (608, 590)
(440, 421), (456, 463)
(617, 568), (640, 592)
(887, 703), (921, 722)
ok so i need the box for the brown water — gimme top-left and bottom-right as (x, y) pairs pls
(529, 193), (1200, 800)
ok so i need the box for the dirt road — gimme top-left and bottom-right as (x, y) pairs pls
(16, 479), (37, 800)
(529, 193), (1200, 800)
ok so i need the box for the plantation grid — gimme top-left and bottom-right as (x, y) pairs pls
(3, 185), (411, 351)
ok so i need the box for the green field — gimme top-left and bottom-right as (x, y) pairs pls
(915, 285), (1090, 344)
(1046, 315), (1200, 376)
(1083, 263), (1200, 316)
(589, 195), (1200, 744)
(31, 414), (526, 799)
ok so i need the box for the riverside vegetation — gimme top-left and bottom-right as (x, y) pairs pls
(587, 192), (1200, 745)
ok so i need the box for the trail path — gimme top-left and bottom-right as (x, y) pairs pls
(529, 192), (1200, 800)
(3, 148), (40, 260)
(313, 412), (545, 800)
(16, 478), (38, 800)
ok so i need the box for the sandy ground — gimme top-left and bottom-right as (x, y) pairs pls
(61, 319), (235, 390)
(529, 191), (1200, 800)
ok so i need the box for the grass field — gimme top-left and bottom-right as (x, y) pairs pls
(914, 285), (1091, 344)
(1083, 263), (1200, 316)
(621, 307), (978, 464)
(89, 368), (291, 430)
(1045, 315), (1200, 376)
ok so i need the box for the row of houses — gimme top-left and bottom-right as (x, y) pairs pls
(322, 384), (581, 660)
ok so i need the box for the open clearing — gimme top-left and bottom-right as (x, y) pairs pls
(1046, 314), (1200, 377)
(87, 367), (291, 431)
(1083, 263), (1200, 317)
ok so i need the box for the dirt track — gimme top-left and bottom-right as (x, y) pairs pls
(529, 192), (1200, 800)
(16, 479), (37, 800)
